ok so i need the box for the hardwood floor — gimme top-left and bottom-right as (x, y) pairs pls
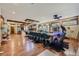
(0, 34), (79, 56)
(0, 34), (45, 56)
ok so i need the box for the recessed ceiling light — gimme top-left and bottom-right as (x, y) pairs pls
(12, 11), (16, 14)
(13, 3), (19, 6)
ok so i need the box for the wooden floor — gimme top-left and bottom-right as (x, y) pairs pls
(0, 34), (46, 56)
(0, 34), (79, 56)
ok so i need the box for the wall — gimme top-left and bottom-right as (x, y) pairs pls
(65, 25), (79, 39)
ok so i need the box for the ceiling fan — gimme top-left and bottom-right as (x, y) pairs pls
(53, 14), (62, 19)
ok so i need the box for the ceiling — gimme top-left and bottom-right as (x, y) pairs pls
(0, 3), (79, 22)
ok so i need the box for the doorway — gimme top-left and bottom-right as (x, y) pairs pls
(10, 26), (15, 34)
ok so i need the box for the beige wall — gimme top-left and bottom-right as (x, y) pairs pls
(65, 25), (79, 39)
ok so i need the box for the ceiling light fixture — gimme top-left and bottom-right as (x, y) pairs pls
(12, 11), (16, 15)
